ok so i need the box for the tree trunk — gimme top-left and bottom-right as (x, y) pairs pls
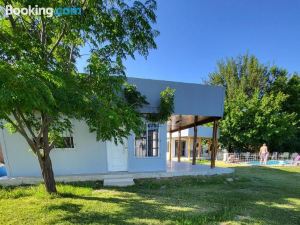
(38, 153), (57, 193)
(192, 125), (197, 165)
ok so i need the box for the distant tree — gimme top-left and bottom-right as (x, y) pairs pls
(209, 54), (298, 152)
(267, 73), (300, 152)
(0, 0), (159, 193)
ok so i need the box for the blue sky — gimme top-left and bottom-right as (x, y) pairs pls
(77, 0), (300, 83)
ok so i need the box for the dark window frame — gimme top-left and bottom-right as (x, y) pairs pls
(135, 123), (160, 158)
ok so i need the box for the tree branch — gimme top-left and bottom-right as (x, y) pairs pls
(66, 44), (75, 73)
(4, 0), (16, 30)
(17, 110), (37, 139)
(40, 14), (46, 46)
(3, 115), (20, 133)
(8, 112), (37, 152)
(49, 141), (55, 151)
(48, 24), (67, 56)
(41, 113), (51, 154)
(18, 15), (36, 40)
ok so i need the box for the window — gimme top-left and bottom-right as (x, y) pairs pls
(135, 123), (159, 157)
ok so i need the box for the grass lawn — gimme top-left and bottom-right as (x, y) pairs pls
(0, 164), (299, 225)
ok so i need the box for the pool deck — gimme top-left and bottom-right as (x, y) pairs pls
(231, 160), (296, 167)
(0, 161), (234, 187)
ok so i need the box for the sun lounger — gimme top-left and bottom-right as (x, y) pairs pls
(292, 154), (300, 166)
(279, 152), (290, 160)
(227, 154), (240, 163)
(271, 152), (278, 160)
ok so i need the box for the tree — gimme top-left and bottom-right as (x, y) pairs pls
(267, 73), (300, 152)
(208, 54), (298, 152)
(221, 90), (296, 152)
(0, 0), (159, 193)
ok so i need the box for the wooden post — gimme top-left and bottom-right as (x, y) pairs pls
(198, 137), (202, 159)
(192, 123), (197, 165)
(211, 120), (219, 168)
(177, 129), (181, 162)
(196, 138), (199, 158)
(208, 139), (211, 156)
(187, 138), (191, 160)
(169, 132), (172, 161)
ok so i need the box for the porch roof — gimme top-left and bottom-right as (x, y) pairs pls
(127, 77), (225, 132)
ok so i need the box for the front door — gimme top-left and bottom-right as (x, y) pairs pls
(107, 140), (128, 172)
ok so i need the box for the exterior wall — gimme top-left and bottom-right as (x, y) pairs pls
(0, 121), (108, 177)
(127, 124), (167, 172)
(128, 77), (225, 117)
(0, 78), (224, 177)
(0, 120), (168, 177)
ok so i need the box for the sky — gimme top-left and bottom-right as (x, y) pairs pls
(77, 0), (300, 83)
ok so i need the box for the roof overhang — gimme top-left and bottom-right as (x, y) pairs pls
(168, 115), (220, 133)
(127, 77), (225, 132)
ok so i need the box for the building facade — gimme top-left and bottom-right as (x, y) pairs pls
(0, 77), (224, 177)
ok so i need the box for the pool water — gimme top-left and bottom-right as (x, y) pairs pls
(246, 160), (290, 166)
(0, 165), (7, 177)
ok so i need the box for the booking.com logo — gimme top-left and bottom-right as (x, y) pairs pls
(4, 5), (82, 17)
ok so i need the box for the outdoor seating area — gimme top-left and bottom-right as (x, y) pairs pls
(223, 152), (300, 165)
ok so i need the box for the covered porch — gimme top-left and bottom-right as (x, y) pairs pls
(168, 114), (221, 168)
(128, 77), (225, 169)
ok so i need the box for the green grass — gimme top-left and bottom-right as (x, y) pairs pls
(0, 165), (299, 225)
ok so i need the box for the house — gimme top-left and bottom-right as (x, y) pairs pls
(0, 77), (225, 178)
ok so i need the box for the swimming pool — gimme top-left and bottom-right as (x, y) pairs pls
(246, 160), (290, 166)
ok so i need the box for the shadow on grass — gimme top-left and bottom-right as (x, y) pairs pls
(48, 194), (232, 224)
(47, 166), (300, 224)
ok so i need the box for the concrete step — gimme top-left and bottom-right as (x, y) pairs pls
(103, 173), (134, 179)
(103, 177), (135, 187)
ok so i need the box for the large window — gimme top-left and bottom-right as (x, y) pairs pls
(135, 123), (159, 157)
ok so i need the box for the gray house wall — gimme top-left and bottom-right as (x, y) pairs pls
(0, 121), (167, 177)
(0, 121), (108, 177)
(128, 124), (167, 172)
